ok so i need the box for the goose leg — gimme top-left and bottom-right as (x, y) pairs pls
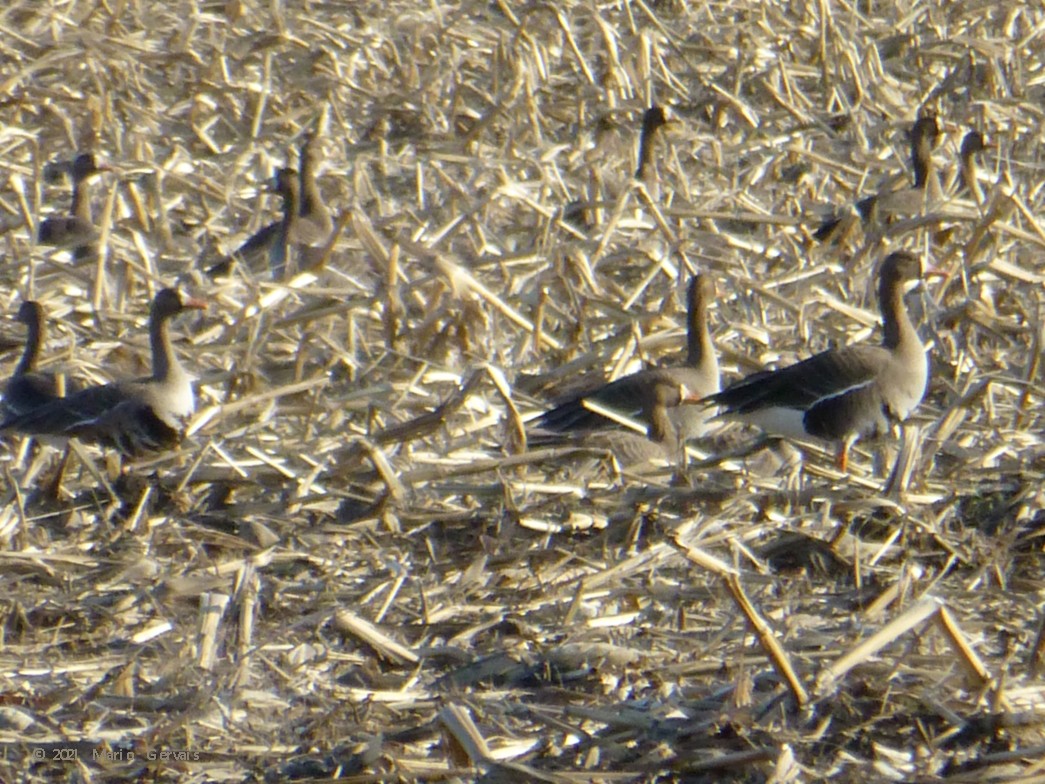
(43, 445), (72, 500)
(835, 439), (852, 473)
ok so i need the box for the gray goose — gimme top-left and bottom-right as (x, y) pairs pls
(208, 136), (332, 278)
(296, 134), (334, 243)
(2, 301), (71, 420)
(694, 251), (935, 471)
(37, 153), (109, 260)
(538, 376), (700, 471)
(635, 105), (670, 184)
(957, 130), (991, 204)
(814, 115), (940, 241)
(564, 106), (671, 229)
(1, 289), (206, 457)
(533, 274), (719, 441)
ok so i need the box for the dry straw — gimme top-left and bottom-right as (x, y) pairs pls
(0, 0), (1042, 780)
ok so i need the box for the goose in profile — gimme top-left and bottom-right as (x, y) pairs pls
(263, 166), (305, 278)
(37, 152), (109, 260)
(813, 115), (940, 241)
(693, 251), (937, 471)
(564, 106), (672, 228)
(2, 301), (76, 420)
(208, 136), (332, 278)
(534, 274), (719, 442)
(296, 134), (334, 243)
(1, 288), (206, 457)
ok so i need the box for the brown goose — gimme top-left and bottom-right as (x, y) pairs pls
(264, 166), (306, 278)
(2, 301), (69, 420)
(539, 377), (699, 470)
(208, 137), (332, 278)
(814, 115), (940, 241)
(297, 134), (334, 242)
(37, 153), (109, 260)
(563, 106), (671, 229)
(694, 251), (935, 471)
(957, 130), (991, 204)
(635, 105), (670, 183)
(534, 274), (719, 440)
(1, 289), (206, 457)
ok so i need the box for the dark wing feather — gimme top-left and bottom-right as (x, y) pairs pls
(708, 345), (888, 414)
(2, 382), (135, 437)
(65, 399), (181, 456)
(802, 376), (888, 441)
(535, 368), (687, 433)
(812, 215), (843, 242)
(1, 374), (61, 419)
(206, 221), (280, 277)
(535, 374), (647, 432)
(854, 195), (877, 221)
(235, 221), (279, 256)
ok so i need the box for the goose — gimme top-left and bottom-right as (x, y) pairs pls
(694, 251), (937, 471)
(208, 136), (332, 278)
(635, 105), (670, 184)
(956, 129), (991, 205)
(537, 376), (700, 471)
(534, 274), (719, 441)
(2, 301), (74, 420)
(1, 288), (206, 457)
(814, 116), (940, 241)
(37, 152), (109, 260)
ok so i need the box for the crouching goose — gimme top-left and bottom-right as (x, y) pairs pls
(1, 288), (206, 457)
(693, 251), (937, 471)
(534, 274), (720, 442)
(535, 376), (701, 471)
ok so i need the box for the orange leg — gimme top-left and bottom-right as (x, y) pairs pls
(835, 441), (849, 473)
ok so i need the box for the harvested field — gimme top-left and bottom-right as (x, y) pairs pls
(0, 0), (1044, 781)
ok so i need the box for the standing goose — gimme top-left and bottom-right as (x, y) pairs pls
(4, 301), (84, 497)
(635, 105), (670, 184)
(208, 136), (332, 278)
(957, 130), (991, 205)
(694, 251), (935, 471)
(264, 166), (304, 278)
(206, 167), (297, 278)
(37, 153), (109, 260)
(2, 301), (71, 420)
(296, 134), (334, 243)
(1, 289), (206, 457)
(534, 274), (719, 440)
(814, 116), (940, 241)
(564, 106), (672, 229)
